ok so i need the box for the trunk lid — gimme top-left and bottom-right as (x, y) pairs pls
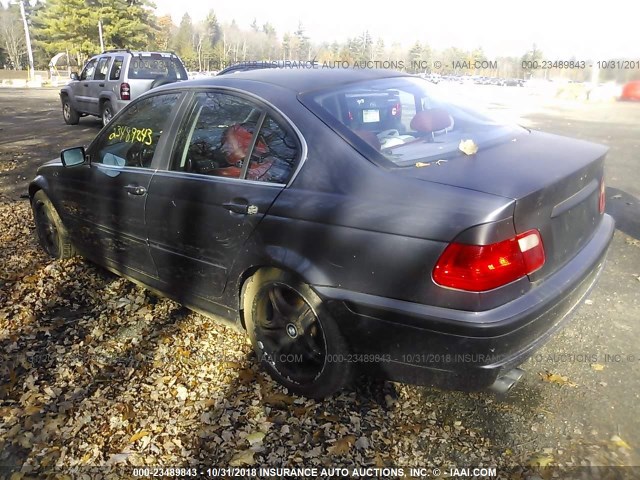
(397, 130), (608, 279)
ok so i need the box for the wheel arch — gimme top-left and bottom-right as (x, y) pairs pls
(28, 177), (49, 203)
(99, 93), (116, 109)
(236, 249), (331, 330)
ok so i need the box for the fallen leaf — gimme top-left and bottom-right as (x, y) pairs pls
(539, 371), (577, 387)
(105, 452), (131, 465)
(355, 436), (370, 450)
(237, 369), (256, 383)
(262, 392), (294, 407)
(129, 430), (151, 443)
(229, 449), (255, 466)
(459, 139), (478, 155)
(527, 453), (554, 467)
(328, 435), (356, 455)
(415, 161), (431, 168)
(611, 435), (631, 450)
(175, 385), (188, 401)
(590, 363), (605, 372)
(246, 431), (265, 446)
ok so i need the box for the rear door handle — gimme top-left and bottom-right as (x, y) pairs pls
(124, 185), (147, 196)
(223, 202), (258, 215)
(223, 202), (248, 214)
(99, 83), (105, 87)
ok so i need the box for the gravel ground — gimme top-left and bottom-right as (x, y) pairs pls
(0, 88), (639, 479)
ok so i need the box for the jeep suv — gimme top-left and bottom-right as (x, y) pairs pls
(60, 50), (188, 127)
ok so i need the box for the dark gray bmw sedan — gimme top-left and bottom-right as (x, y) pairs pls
(29, 68), (614, 398)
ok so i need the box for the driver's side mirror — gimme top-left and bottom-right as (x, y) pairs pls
(70, 72), (79, 81)
(61, 147), (86, 167)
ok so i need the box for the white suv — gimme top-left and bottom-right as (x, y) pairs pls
(60, 50), (188, 127)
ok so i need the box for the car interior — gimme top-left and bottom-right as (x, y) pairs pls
(174, 103), (290, 182)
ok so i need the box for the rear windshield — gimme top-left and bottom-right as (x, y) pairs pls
(127, 56), (188, 80)
(302, 77), (525, 166)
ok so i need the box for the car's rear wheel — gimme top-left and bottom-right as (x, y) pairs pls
(62, 97), (80, 125)
(32, 190), (75, 259)
(243, 268), (352, 399)
(101, 100), (114, 127)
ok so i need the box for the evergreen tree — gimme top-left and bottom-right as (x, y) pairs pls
(293, 22), (309, 60)
(32, 0), (156, 65)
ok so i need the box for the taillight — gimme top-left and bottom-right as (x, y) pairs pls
(433, 229), (545, 292)
(599, 179), (606, 214)
(120, 82), (130, 100)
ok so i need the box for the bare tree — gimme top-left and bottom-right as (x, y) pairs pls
(0, 6), (26, 69)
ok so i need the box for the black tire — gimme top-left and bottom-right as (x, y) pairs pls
(32, 190), (75, 259)
(62, 97), (80, 125)
(243, 268), (352, 399)
(101, 100), (114, 127)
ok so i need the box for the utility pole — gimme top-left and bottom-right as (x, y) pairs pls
(98, 19), (105, 52)
(19, 0), (35, 81)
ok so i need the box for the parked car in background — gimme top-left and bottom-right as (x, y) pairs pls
(32, 69), (614, 398)
(620, 80), (640, 101)
(60, 50), (188, 127)
(504, 78), (524, 87)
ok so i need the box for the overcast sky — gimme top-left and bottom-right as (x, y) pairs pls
(3, 0), (637, 58)
(152, 0), (638, 59)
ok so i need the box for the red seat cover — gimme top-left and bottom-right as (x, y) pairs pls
(221, 124), (268, 164)
(410, 109), (452, 133)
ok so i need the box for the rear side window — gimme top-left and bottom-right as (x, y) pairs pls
(110, 56), (124, 80)
(127, 56), (188, 80)
(171, 92), (299, 183)
(246, 116), (298, 183)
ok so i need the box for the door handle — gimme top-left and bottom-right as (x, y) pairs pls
(223, 202), (258, 215)
(83, 83), (88, 87)
(223, 202), (249, 214)
(124, 185), (147, 196)
(99, 83), (105, 87)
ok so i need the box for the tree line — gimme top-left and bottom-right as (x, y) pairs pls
(0, 1), (634, 82)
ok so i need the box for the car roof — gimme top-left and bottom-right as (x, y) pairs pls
(160, 68), (410, 94)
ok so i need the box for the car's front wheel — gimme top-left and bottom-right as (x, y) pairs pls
(62, 97), (80, 125)
(243, 268), (352, 398)
(101, 100), (114, 127)
(32, 190), (75, 259)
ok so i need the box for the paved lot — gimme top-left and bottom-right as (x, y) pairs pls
(0, 87), (638, 476)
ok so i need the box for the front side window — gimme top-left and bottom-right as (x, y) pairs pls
(90, 93), (180, 168)
(94, 57), (111, 81)
(303, 77), (525, 166)
(171, 92), (298, 183)
(80, 58), (97, 81)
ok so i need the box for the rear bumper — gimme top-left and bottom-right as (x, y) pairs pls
(315, 214), (615, 391)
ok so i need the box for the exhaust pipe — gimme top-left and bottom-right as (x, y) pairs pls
(488, 367), (525, 394)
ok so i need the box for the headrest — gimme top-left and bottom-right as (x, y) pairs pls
(222, 124), (268, 163)
(410, 109), (453, 133)
(353, 130), (381, 151)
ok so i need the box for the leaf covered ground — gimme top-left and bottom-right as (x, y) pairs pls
(0, 200), (637, 478)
